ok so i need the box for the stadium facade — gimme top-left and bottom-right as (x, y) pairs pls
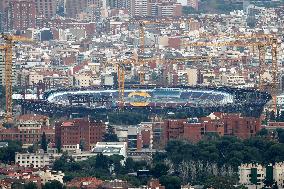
(17, 87), (271, 118)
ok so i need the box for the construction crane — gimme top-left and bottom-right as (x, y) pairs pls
(182, 37), (279, 111)
(116, 58), (136, 108)
(134, 19), (193, 84)
(0, 34), (32, 122)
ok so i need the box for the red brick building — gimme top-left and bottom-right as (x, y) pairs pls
(148, 179), (165, 189)
(162, 113), (261, 144)
(222, 113), (261, 139)
(7, 0), (36, 31)
(55, 118), (105, 151)
(0, 114), (54, 147)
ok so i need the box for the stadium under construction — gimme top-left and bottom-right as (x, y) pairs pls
(18, 86), (272, 118)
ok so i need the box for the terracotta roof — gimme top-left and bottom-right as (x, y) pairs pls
(61, 121), (74, 127)
(67, 177), (103, 188)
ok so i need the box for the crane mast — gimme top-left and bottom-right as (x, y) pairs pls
(0, 34), (32, 122)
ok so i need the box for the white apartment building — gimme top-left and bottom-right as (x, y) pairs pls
(239, 163), (265, 188)
(239, 162), (284, 189)
(15, 150), (61, 168)
(220, 74), (246, 87)
(277, 95), (284, 111)
(73, 74), (93, 87)
(130, 0), (148, 17)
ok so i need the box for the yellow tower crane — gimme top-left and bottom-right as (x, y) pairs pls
(116, 58), (136, 108)
(0, 34), (32, 122)
(182, 37), (279, 111)
(135, 19), (193, 84)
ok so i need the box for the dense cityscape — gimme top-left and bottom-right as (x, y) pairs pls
(0, 0), (284, 188)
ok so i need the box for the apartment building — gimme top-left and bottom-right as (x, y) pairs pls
(239, 162), (284, 189)
(15, 149), (61, 168)
(0, 114), (54, 147)
(35, 0), (57, 19)
(64, 0), (101, 19)
(55, 118), (106, 151)
(129, 0), (149, 17)
(7, 0), (36, 31)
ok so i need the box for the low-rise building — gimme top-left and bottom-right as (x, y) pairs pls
(239, 162), (284, 189)
(93, 142), (127, 160)
(0, 114), (54, 147)
(162, 113), (260, 144)
(66, 177), (103, 189)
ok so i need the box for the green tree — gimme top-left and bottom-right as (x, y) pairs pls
(257, 128), (268, 137)
(124, 158), (135, 172)
(203, 176), (236, 189)
(24, 182), (37, 189)
(95, 153), (109, 169)
(270, 110), (276, 121)
(103, 125), (119, 142)
(11, 182), (24, 189)
(151, 163), (169, 178)
(279, 111), (284, 122)
(56, 137), (61, 152)
(41, 132), (47, 152)
(79, 139), (85, 151)
(43, 180), (64, 189)
(159, 175), (181, 189)
(276, 129), (284, 143)
(53, 152), (74, 171)
(0, 140), (22, 163)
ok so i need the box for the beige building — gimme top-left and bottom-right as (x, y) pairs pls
(15, 149), (61, 168)
(73, 74), (93, 87)
(28, 71), (44, 86)
(186, 68), (198, 86)
(220, 74), (245, 87)
(239, 162), (284, 189)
